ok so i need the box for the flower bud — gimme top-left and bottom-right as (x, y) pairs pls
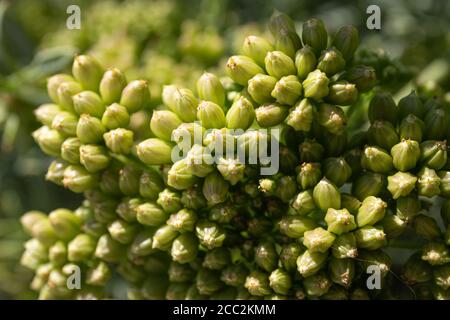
(45, 159), (68, 185)
(286, 98), (314, 131)
(34, 103), (63, 127)
(244, 271), (271, 296)
(271, 75), (302, 106)
(361, 145), (393, 173)
(167, 159), (199, 190)
(101, 103), (130, 130)
(150, 110), (183, 141)
(215, 157), (245, 186)
(79, 144), (110, 173)
(358, 250), (391, 278)
(354, 225), (387, 250)
(298, 139), (325, 162)
(278, 243), (303, 273)
(67, 233), (96, 262)
(59, 137), (80, 164)
(120, 80), (151, 113)
(396, 195), (421, 222)
(47, 74), (74, 103)
(295, 45), (317, 79)
(137, 138), (173, 165)
(63, 165), (98, 193)
(303, 271), (332, 297)
(255, 103), (289, 128)
(246, 74), (276, 105)
(424, 108), (448, 140)
(141, 276), (168, 299)
(130, 230), (155, 257)
(32, 126), (65, 157)
(356, 196), (387, 227)
(226, 96), (255, 130)
(420, 140), (447, 170)
(368, 90), (398, 124)
(48, 208), (81, 241)
(138, 170), (164, 200)
(367, 120), (399, 150)
(197, 101), (226, 129)
(157, 189), (182, 214)
(398, 90), (426, 119)
(296, 162), (321, 189)
(48, 241), (67, 267)
(242, 35), (274, 66)
(387, 172), (417, 199)
(195, 220), (226, 249)
(57, 81), (82, 112)
(255, 241), (278, 272)
(95, 234), (126, 263)
(279, 215), (317, 238)
(265, 51), (296, 79)
(86, 261), (112, 287)
(197, 72), (225, 106)
(76, 114), (106, 144)
(327, 81), (358, 106)
(323, 157), (352, 187)
(422, 242), (450, 266)
(168, 262), (196, 283)
(152, 225), (178, 251)
(202, 171), (229, 206)
(104, 128), (134, 154)
(433, 265), (450, 290)
(352, 172), (386, 201)
(325, 208), (357, 235)
(302, 70), (330, 101)
(162, 86), (198, 122)
(332, 25), (359, 61)
(382, 213), (408, 238)
(72, 55), (103, 91)
(271, 26), (301, 59)
(296, 250), (328, 277)
(171, 233), (198, 264)
(342, 65), (376, 93)
(167, 208), (197, 232)
(303, 227), (336, 253)
(108, 219), (138, 245)
(332, 233), (358, 259)
(302, 18), (328, 54)
(313, 178), (341, 211)
(291, 190), (316, 216)
(316, 103), (346, 134)
(414, 215), (441, 240)
(329, 257), (355, 288)
(73, 90), (105, 118)
(226, 55), (264, 85)
(136, 202), (167, 227)
(99, 68), (127, 105)
(269, 269), (292, 295)
(391, 140), (420, 171)
(418, 167), (441, 197)
(180, 186), (207, 210)
(399, 114), (424, 142)
(317, 47), (346, 76)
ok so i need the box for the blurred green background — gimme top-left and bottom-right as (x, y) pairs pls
(0, 0), (449, 299)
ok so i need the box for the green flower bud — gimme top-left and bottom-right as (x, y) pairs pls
(358, 250), (391, 278)
(247, 74), (277, 104)
(130, 230), (155, 257)
(255, 103), (289, 128)
(299, 139), (325, 162)
(60, 137), (80, 164)
(327, 81), (358, 106)
(382, 213), (408, 238)
(101, 103), (130, 130)
(20, 211), (47, 237)
(167, 208), (197, 232)
(35, 103), (63, 127)
(399, 114), (424, 142)
(271, 27), (301, 59)
(67, 234), (96, 262)
(325, 208), (357, 235)
(414, 215), (441, 240)
(162, 86), (198, 122)
(104, 128), (134, 154)
(202, 171), (229, 206)
(197, 72), (225, 106)
(398, 90), (426, 119)
(79, 145), (110, 173)
(368, 91), (398, 124)
(340, 194), (360, 215)
(57, 81), (82, 112)
(196, 268), (223, 296)
(268, 269), (292, 295)
(297, 250), (328, 277)
(226, 96), (255, 130)
(63, 165), (98, 193)
(302, 18), (328, 54)
(86, 261), (112, 286)
(21, 239), (49, 270)
(303, 271), (332, 297)
(342, 65), (376, 93)
(332, 233), (358, 259)
(32, 126), (64, 157)
(387, 172), (417, 199)
(167, 159), (199, 190)
(360, 146), (393, 173)
(424, 108), (448, 140)
(108, 219), (138, 245)
(391, 139), (421, 171)
(278, 215), (317, 238)
(332, 25), (359, 61)
(291, 190), (316, 215)
(185, 284), (208, 300)
(302, 70), (330, 101)
(202, 247), (230, 270)
(420, 140), (447, 170)
(418, 167), (441, 197)
(295, 45), (317, 80)
(356, 196), (387, 227)
(265, 51), (296, 79)
(72, 55), (103, 91)
(316, 103), (346, 134)
(275, 175), (298, 203)
(329, 257), (355, 288)
(303, 227), (336, 253)
(76, 114), (105, 144)
(168, 262), (196, 283)
(137, 138), (174, 165)
(226, 55), (264, 86)
(197, 101), (226, 129)
(136, 202), (167, 227)
(396, 195), (421, 222)
(440, 171), (450, 198)
(73, 91), (105, 118)
(99, 68), (127, 105)
(221, 264), (248, 287)
(215, 157), (245, 185)
(286, 98), (314, 131)
(118, 164), (141, 196)
(323, 157), (352, 187)
(352, 172), (386, 201)
(181, 187), (207, 210)
(48, 241), (67, 267)
(94, 234), (125, 263)
(48, 208), (81, 241)
(45, 159), (68, 186)
(142, 276), (168, 299)
(244, 271), (271, 296)
(354, 225), (387, 250)
(157, 189), (182, 214)
(313, 178), (341, 211)
(171, 233), (198, 264)
(402, 253), (433, 285)
(28, 216), (58, 247)
(255, 241), (278, 272)
(296, 162), (321, 189)
(47, 74), (74, 103)
(279, 243), (304, 272)
(271, 75), (302, 106)
(150, 110), (183, 141)
(432, 286), (450, 300)
(183, 144), (214, 178)
(120, 80), (150, 113)
(317, 47), (346, 76)
(422, 242), (450, 266)
(367, 120), (399, 150)
(165, 283), (190, 300)
(433, 265), (450, 290)
(242, 35), (274, 66)
(139, 171), (164, 200)
(152, 225), (178, 251)
(195, 220), (226, 249)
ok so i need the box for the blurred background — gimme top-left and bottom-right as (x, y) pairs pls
(0, 0), (449, 299)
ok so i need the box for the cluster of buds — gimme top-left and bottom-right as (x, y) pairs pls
(21, 12), (450, 300)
